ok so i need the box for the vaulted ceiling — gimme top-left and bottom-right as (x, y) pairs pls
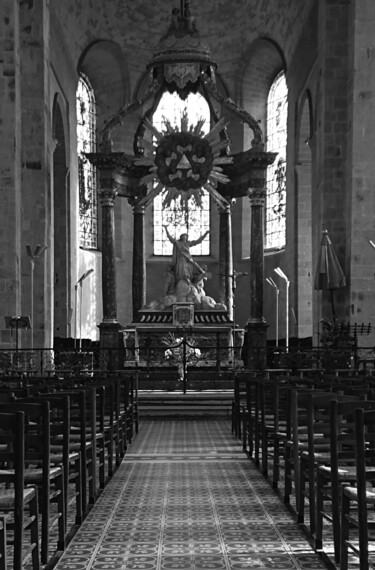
(51, 0), (316, 100)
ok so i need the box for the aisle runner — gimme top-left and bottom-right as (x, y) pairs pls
(55, 420), (327, 570)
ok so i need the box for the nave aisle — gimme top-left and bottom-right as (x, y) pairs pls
(54, 419), (328, 570)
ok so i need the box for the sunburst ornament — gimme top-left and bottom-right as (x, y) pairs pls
(135, 113), (233, 211)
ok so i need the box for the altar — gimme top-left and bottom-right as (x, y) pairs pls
(123, 305), (244, 373)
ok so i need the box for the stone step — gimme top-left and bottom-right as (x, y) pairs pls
(138, 390), (233, 417)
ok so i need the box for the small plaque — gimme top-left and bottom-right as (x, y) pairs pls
(173, 303), (194, 327)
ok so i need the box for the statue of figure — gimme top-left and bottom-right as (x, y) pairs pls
(143, 227), (226, 311)
(164, 226), (209, 288)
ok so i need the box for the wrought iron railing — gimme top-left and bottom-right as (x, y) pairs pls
(0, 341), (374, 378)
(0, 339), (242, 378)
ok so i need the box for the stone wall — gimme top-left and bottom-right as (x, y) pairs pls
(3, 0), (375, 351)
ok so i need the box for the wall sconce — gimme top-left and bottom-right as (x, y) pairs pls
(75, 269), (94, 350)
(266, 276), (279, 346)
(274, 267), (290, 351)
(26, 244), (48, 349)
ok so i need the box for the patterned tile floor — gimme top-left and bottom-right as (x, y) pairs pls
(54, 419), (331, 570)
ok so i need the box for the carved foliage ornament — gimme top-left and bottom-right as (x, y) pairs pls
(247, 188), (266, 206)
(164, 63), (201, 88)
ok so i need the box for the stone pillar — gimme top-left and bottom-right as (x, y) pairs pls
(0, 0), (22, 335)
(244, 188), (268, 370)
(98, 182), (123, 369)
(132, 202), (146, 321)
(315, 0), (350, 319)
(219, 204), (233, 320)
(20, 0), (52, 348)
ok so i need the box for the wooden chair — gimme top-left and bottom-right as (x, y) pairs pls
(297, 393), (357, 537)
(91, 384), (107, 490)
(0, 411), (40, 570)
(315, 398), (375, 563)
(272, 382), (309, 502)
(271, 382), (296, 492)
(340, 407), (375, 570)
(29, 394), (83, 542)
(102, 375), (126, 462)
(50, 389), (95, 515)
(88, 378), (120, 480)
(232, 371), (247, 438)
(0, 401), (65, 565)
(241, 376), (259, 461)
(125, 372), (138, 439)
(55, 385), (106, 503)
(258, 379), (286, 479)
(60, 379), (110, 491)
(0, 515), (7, 570)
(283, 387), (334, 514)
(115, 372), (135, 448)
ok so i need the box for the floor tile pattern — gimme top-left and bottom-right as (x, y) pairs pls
(54, 419), (329, 570)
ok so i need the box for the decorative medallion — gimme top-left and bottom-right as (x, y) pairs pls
(135, 114), (233, 211)
(155, 131), (214, 190)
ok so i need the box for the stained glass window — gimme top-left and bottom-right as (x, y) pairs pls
(76, 73), (98, 249)
(266, 71), (288, 250)
(153, 92), (210, 256)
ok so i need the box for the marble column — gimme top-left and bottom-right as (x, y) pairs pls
(218, 204), (233, 320)
(131, 202), (146, 321)
(244, 188), (268, 370)
(98, 182), (123, 369)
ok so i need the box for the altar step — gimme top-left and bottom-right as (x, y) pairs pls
(137, 390), (233, 418)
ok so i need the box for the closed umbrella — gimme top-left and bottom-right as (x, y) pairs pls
(314, 229), (346, 316)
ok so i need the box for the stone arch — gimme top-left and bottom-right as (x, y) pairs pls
(52, 95), (71, 340)
(239, 37), (286, 148)
(295, 89), (314, 341)
(78, 40), (130, 151)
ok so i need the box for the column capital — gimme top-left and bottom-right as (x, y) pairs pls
(247, 187), (266, 206)
(128, 197), (145, 214)
(99, 186), (118, 207)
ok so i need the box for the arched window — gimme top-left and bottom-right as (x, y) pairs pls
(266, 71), (288, 250)
(76, 73), (98, 249)
(152, 92), (210, 256)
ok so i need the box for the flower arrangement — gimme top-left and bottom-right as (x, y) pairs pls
(162, 333), (201, 380)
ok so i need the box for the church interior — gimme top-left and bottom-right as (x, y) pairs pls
(1, 0), (375, 569)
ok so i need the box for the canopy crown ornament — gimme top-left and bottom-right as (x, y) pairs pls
(148, 0), (217, 99)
